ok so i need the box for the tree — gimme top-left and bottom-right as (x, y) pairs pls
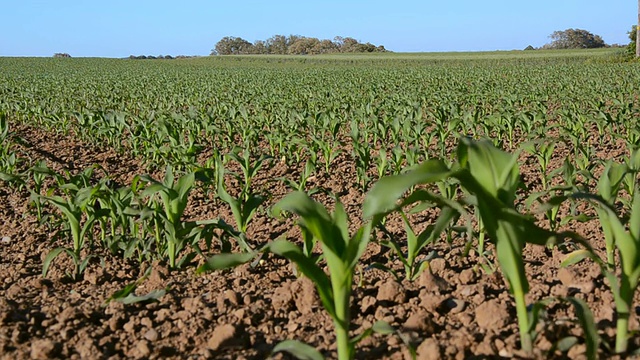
(288, 37), (320, 55)
(637, 0), (640, 57)
(53, 53), (71, 58)
(212, 34), (388, 56)
(265, 35), (288, 54)
(312, 39), (339, 54)
(212, 36), (254, 55)
(338, 37), (360, 52)
(251, 40), (269, 54)
(629, 25), (638, 56)
(544, 28), (606, 49)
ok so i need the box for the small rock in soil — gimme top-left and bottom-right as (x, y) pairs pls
(271, 281), (293, 310)
(75, 337), (98, 358)
(377, 279), (406, 303)
(458, 268), (477, 284)
(292, 277), (319, 314)
(429, 258), (446, 274)
(144, 328), (159, 342)
(557, 268), (575, 286)
(416, 338), (441, 360)
(30, 339), (60, 359)
(134, 339), (151, 358)
(207, 324), (242, 350)
(123, 318), (136, 333)
(155, 308), (171, 323)
(140, 317), (153, 328)
(360, 295), (377, 314)
(403, 311), (437, 335)
(225, 290), (239, 306)
(439, 298), (466, 314)
(419, 290), (445, 313)
(475, 299), (509, 331)
(418, 268), (450, 292)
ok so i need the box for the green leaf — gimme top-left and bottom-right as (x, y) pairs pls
(565, 297), (599, 360)
(272, 192), (343, 257)
(105, 281), (138, 304)
(458, 137), (520, 204)
(196, 252), (257, 273)
(117, 289), (166, 305)
(363, 159), (451, 219)
(629, 190), (640, 242)
(372, 320), (395, 335)
(272, 339), (324, 360)
(556, 337), (578, 352)
(561, 249), (597, 267)
(597, 161), (627, 204)
(42, 247), (68, 278)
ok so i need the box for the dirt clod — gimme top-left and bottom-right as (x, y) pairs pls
(377, 280), (406, 303)
(416, 338), (441, 360)
(30, 339), (60, 359)
(207, 324), (239, 350)
(475, 299), (509, 331)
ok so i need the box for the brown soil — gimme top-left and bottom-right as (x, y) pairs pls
(0, 123), (637, 359)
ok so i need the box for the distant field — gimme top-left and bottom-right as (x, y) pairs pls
(1, 50), (640, 359)
(173, 47), (623, 63)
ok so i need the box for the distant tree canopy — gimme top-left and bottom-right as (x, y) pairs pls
(629, 25), (638, 56)
(543, 29), (606, 49)
(53, 53), (71, 58)
(211, 35), (388, 55)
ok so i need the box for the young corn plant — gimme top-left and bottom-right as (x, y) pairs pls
(595, 160), (627, 269)
(27, 161), (55, 224)
(375, 148), (389, 179)
(216, 149), (271, 251)
(364, 138), (573, 354)
(141, 166), (205, 268)
(352, 140), (372, 191)
(313, 135), (342, 175)
(560, 186), (640, 354)
(372, 205), (459, 281)
(142, 166), (234, 268)
(41, 168), (109, 280)
(198, 192), (392, 360)
(277, 159), (320, 196)
(522, 139), (556, 190)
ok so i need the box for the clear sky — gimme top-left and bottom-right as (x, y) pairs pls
(1, 0), (635, 57)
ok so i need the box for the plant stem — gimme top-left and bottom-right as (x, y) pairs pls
(615, 313), (629, 353)
(615, 281), (632, 354)
(514, 287), (532, 353)
(168, 239), (176, 268)
(333, 277), (353, 360)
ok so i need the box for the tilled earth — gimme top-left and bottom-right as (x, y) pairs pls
(1, 124), (638, 359)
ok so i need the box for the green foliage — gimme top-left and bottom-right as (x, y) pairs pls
(365, 139), (576, 354)
(2, 54), (640, 357)
(545, 28), (606, 49)
(628, 25), (638, 57)
(199, 192), (388, 360)
(212, 34), (387, 55)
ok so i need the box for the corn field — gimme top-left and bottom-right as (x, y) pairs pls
(1, 51), (640, 359)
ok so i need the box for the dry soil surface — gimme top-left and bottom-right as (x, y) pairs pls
(0, 124), (638, 359)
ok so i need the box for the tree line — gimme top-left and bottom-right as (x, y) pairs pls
(211, 35), (388, 55)
(537, 27), (638, 60)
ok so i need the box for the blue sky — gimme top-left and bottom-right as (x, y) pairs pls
(1, 0), (635, 57)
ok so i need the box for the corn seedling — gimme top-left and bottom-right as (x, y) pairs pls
(199, 192), (393, 360)
(364, 138), (575, 354)
(41, 168), (109, 280)
(216, 150), (269, 252)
